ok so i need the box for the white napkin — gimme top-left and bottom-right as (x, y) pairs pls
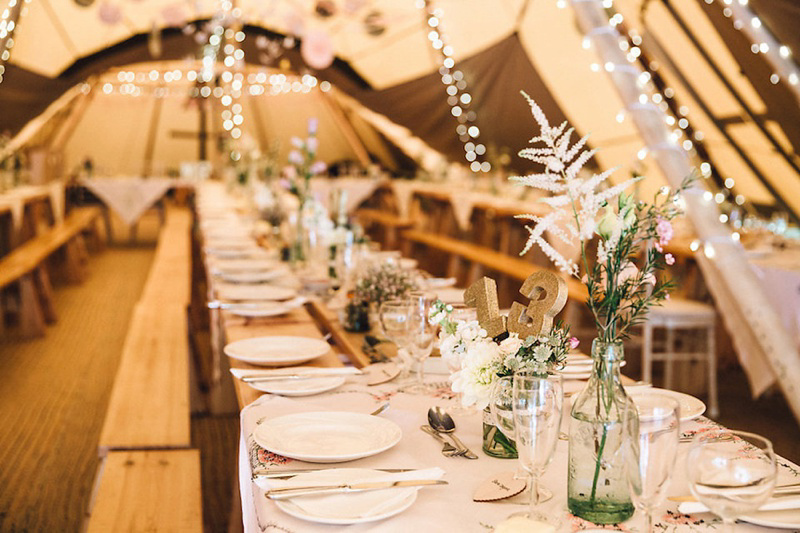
(679, 496), (800, 515)
(261, 468), (445, 519)
(230, 367), (361, 379)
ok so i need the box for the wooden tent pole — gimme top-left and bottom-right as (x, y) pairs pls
(50, 82), (97, 153)
(569, 0), (800, 421)
(320, 90), (371, 167)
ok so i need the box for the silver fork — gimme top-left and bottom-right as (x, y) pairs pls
(420, 425), (462, 457)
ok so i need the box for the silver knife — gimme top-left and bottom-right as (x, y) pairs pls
(240, 369), (361, 382)
(254, 467), (414, 479)
(265, 479), (448, 499)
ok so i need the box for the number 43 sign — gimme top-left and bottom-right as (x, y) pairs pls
(463, 272), (568, 339)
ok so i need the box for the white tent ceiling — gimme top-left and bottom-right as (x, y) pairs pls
(4, 0), (800, 216)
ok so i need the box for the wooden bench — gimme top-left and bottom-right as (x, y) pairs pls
(87, 449), (202, 532)
(354, 208), (414, 250)
(0, 206), (104, 336)
(98, 303), (191, 452)
(401, 228), (588, 305)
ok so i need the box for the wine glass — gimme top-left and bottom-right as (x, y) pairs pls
(510, 372), (564, 524)
(404, 292), (437, 393)
(624, 393), (680, 532)
(687, 429), (777, 532)
(378, 300), (414, 377)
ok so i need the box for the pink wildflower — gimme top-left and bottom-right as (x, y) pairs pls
(665, 253), (675, 266)
(569, 337), (580, 350)
(655, 218), (673, 252)
(310, 161), (327, 174)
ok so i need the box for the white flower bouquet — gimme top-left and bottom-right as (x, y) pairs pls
(430, 301), (576, 410)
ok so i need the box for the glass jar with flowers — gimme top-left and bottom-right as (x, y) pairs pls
(347, 262), (417, 332)
(283, 118), (327, 264)
(430, 300), (576, 458)
(510, 92), (692, 523)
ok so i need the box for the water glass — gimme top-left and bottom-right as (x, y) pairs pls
(624, 394), (680, 532)
(378, 300), (414, 375)
(512, 372), (563, 523)
(687, 429), (777, 532)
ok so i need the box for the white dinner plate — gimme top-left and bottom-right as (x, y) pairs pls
(254, 412), (402, 463)
(212, 258), (282, 272)
(273, 468), (417, 525)
(247, 375), (346, 396)
(741, 508), (800, 529)
(217, 268), (289, 284)
(223, 336), (330, 366)
(421, 277), (457, 290)
(627, 387), (706, 421)
(226, 298), (305, 318)
(216, 284), (297, 302)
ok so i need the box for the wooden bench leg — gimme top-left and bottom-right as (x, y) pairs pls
(33, 265), (57, 324)
(18, 273), (46, 337)
(64, 238), (87, 283)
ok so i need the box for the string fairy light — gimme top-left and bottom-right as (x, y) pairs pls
(0, 0), (31, 84)
(581, 1), (746, 210)
(702, 0), (800, 99)
(418, 0), (490, 173)
(95, 68), (322, 98)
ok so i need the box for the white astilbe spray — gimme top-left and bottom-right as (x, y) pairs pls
(510, 91), (641, 277)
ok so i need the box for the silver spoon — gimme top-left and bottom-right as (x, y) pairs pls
(427, 407), (478, 459)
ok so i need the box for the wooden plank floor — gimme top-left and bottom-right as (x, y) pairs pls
(0, 247), (154, 532)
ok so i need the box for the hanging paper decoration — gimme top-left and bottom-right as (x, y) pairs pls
(98, 2), (123, 25)
(301, 30), (334, 70)
(363, 10), (386, 36)
(161, 4), (188, 27)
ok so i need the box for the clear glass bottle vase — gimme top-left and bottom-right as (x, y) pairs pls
(567, 339), (637, 524)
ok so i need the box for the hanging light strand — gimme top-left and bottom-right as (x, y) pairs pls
(702, 0), (800, 96)
(418, 0), (490, 173)
(0, 0), (31, 84)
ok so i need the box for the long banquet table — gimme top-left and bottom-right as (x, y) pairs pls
(194, 183), (800, 533)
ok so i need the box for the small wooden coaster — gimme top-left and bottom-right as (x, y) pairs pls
(473, 471), (527, 502)
(363, 362), (401, 386)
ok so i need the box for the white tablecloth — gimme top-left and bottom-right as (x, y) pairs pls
(750, 249), (800, 350)
(0, 182), (64, 231)
(238, 375), (800, 532)
(309, 177), (382, 215)
(80, 177), (177, 226)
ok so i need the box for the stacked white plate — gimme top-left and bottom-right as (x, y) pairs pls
(224, 335), (330, 366)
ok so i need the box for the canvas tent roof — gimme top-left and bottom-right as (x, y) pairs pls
(1, 0), (799, 219)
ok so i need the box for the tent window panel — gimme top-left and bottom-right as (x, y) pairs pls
(645, 2), (756, 118)
(668, 0), (767, 115)
(727, 123), (800, 213)
(764, 120), (797, 160)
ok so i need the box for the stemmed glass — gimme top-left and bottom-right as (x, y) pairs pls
(624, 394), (681, 532)
(404, 292), (437, 392)
(687, 429), (777, 533)
(443, 303), (478, 412)
(378, 300), (414, 377)
(510, 372), (564, 523)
